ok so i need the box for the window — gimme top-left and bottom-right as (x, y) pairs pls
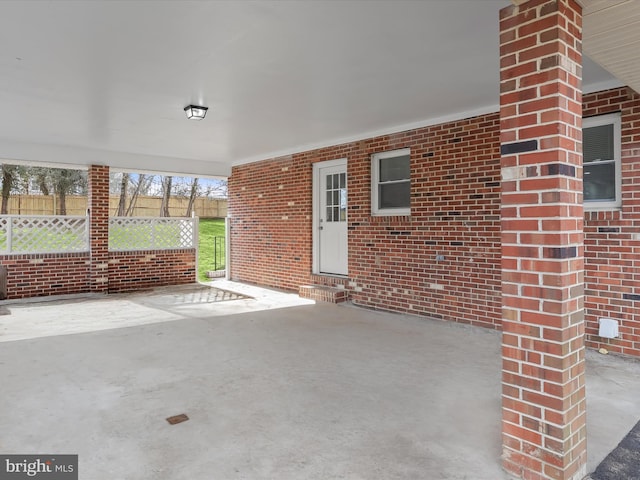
(583, 113), (621, 210)
(326, 172), (347, 222)
(371, 148), (410, 215)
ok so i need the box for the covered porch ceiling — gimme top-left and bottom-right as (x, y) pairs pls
(0, 0), (634, 178)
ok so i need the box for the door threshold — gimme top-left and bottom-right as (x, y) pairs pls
(316, 273), (348, 279)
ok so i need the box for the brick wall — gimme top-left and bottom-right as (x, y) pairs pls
(347, 116), (502, 327)
(108, 249), (196, 293)
(89, 165), (110, 293)
(229, 113), (503, 329)
(230, 86), (640, 355)
(583, 87), (640, 356)
(0, 248), (196, 299)
(0, 253), (90, 299)
(229, 156), (314, 290)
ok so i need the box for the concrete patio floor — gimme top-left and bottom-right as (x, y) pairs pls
(1, 282), (639, 480)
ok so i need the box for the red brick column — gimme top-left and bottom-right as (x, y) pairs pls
(499, 1), (586, 479)
(88, 165), (110, 293)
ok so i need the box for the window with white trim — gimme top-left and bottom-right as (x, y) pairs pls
(371, 148), (410, 216)
(583, 112), (621, 210)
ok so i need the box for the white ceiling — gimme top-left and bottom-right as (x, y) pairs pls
(0, 1), (622, 178)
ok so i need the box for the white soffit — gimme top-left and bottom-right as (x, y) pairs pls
(582, 0), (640, 94)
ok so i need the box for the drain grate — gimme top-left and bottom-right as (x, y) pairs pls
(166, 413), (189, 425)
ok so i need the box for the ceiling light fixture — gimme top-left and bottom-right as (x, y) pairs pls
(184, 104), (208, 120)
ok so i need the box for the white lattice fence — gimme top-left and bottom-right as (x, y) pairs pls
(109, 217), (197, 251)
(0, 215), (88, 254)
(0, 215), (196, 254)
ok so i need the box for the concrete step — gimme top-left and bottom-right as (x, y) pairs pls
(299, 285), (348, 303)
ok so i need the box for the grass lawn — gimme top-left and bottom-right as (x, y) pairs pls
(198, 217), (226, 282)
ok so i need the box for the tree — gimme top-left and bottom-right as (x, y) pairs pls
(125, 174), (154, 216)
(116, 172), (130, 216)
(1, 165), (18, 214)
(49, 168), (87, 215)
(160, 176), (173, 217)
(201, 178), (228, 198)
(0, 165), (32, 213)
(30, 167), (51, 195)
(185, 177), (199, 217)
(19, 169), (31, 194)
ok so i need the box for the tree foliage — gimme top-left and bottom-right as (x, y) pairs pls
(1, 165), (86, 215)
(0, 166), (227, 217)
(48, 168), (87, 215)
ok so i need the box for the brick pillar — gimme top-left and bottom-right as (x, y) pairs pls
(88, 165), (109, 293)
(499, 1), (586, 479)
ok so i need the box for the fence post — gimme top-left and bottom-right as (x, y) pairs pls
(85, 212), (90, 251)
(7, 217), (12, 253)
(225, 216), (230, 280)
(214, 236), (219, 271)
(193, 216), (199, 282)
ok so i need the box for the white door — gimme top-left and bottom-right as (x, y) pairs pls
(314, 159), (348, 276)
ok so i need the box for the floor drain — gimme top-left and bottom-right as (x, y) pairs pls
(166, 413), (189, 425)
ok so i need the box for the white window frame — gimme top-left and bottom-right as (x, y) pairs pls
(371, 148), (411, 216)
(583, 112), (622, 211)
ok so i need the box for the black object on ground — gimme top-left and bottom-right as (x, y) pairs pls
(591, 420), (640, 480)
